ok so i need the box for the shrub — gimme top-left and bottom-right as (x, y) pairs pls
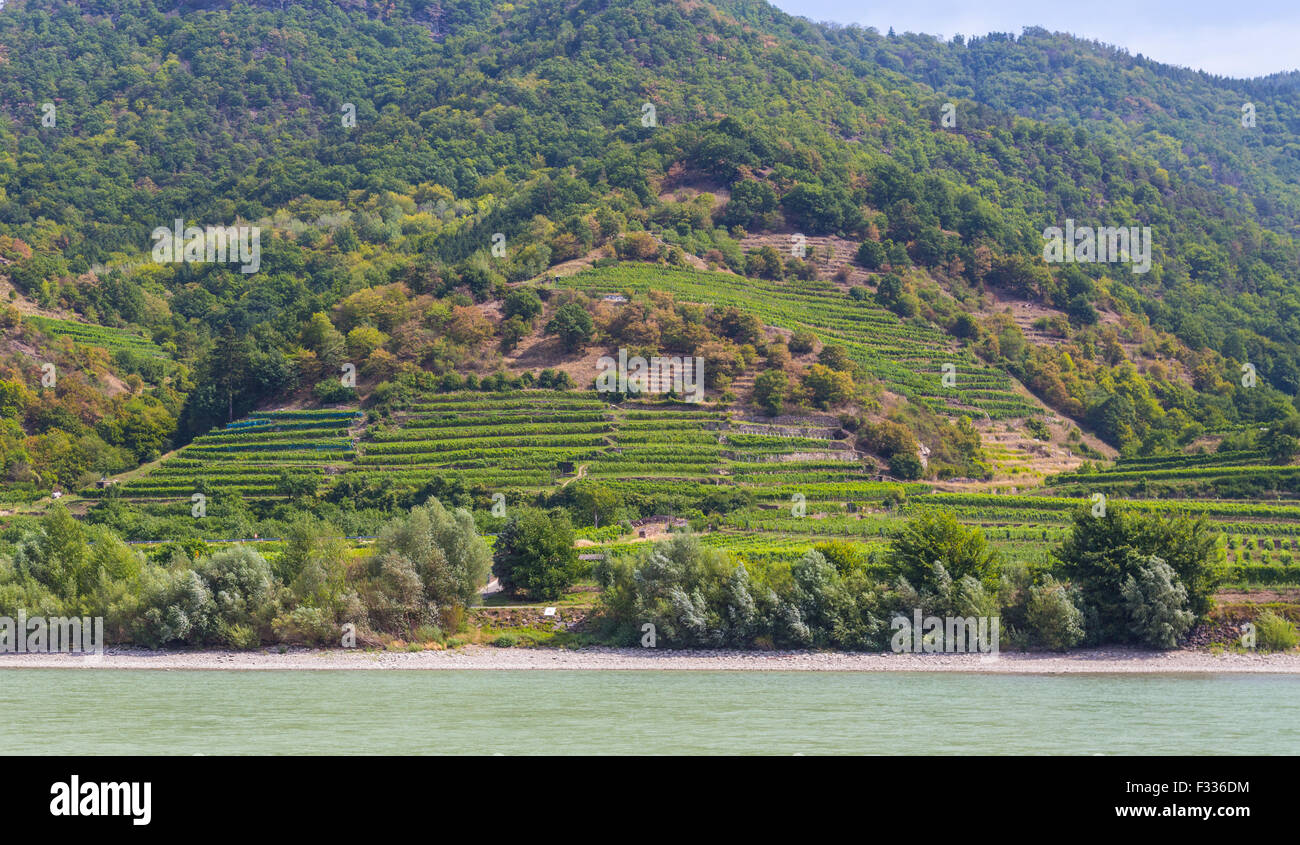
(135, 567), (217, 648)
(888, 451), (925, 480)
(272, 606), (339, 645)
(1120, 556), (1195, 649)
(219, 621), (261, 649)
(753, 369), (789, 416)
(413, 624), (443, 643)
(313, 378), (357, 404)
(597, 533), (773, 648)
(1025, 578), (1085, 651)
(856, 239), (886, 270)
(364, 499), (493, 630)
(1255, 610), (1298, 651)
(503, 287), (543, 321)
(198, 546), (276, 637)
(544, 303), (594, 352)
(788, 330), (816, 354)
(492, 634), (520, 648)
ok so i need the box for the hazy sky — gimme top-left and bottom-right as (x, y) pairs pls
(772, 0), (1300, 78)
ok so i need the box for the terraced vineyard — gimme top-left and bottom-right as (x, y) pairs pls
(25, 314), (169, 359)
(95, 394), (1300, 587)
(1045, 451), (1299, 498)
(95, 409), (361, 507)
(555, 264), (1040, 421)
(365, 391), (885, 494)
(359, 391), (613, 489)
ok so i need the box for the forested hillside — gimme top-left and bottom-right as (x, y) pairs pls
(0, 0), (1297, 495)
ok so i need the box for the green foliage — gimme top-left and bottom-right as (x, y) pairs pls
(888, 452), (925, 481)
(6, 0), (1300, 655)
(1120, 556), (1195, 649)
(788, 331), (816, 355)
(545, 303), (595, 352)
(493, 507), (580, 601)
(1025, 577), (1086, 651)
(753, 369), (789, 416)
(1055, 506), (1223, 643)
(886, 511), (999, 593)
(503, 288), (544, 322)
(1254, 610), (1298, 651)
(856, 240), (887, 270)
(371, 499), (492, 615)
(1261, 415), (1300, 463)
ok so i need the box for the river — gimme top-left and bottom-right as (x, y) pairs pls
(2, 669), (1296, 754)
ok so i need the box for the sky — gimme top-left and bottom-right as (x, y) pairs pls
(771, 0), (1300, 79)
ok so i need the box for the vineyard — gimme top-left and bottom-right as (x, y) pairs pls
(94, 409), (361, 509)
(24, 315), (169, 360)
(554, 264), (1041, 421)
(94, 379), (1300, 587)
(82, 259), (1300, 595)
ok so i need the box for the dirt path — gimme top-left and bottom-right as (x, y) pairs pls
(559, 464), (588, 488)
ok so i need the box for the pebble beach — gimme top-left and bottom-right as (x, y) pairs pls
(4, 645), (1300, 673)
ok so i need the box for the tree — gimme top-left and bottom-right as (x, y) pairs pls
(817, 344), (853, 372)
(13, 504), (91, 602)
(887, 511), (999, 592)
(788, 330), (816, 354)
(724, 179), (778, 227)
(856, 239), (887, 270)
(875, 272), (905, 308)
(745, 246), (785, 279)
(888, 451), (925, 480)
(753, 369), (789, 416)
(197, 545), (276, 645)
(951, 312), (980, 339)
(346, 325), (388, 359)
(503, 287), (543, 322)
(211, 324), (252, 423)
(279, 515), (350, 612)
(1066, 293), (1099, 325)
(802, 363), (854, 409)
(1055, 506), (1223, 643)
(557, 481), (625, 528)
(545, 303), (594, 352)
(1261, 414), (1300, 463)
(860, 420), (917, 459)
(369, 500), (492, 618)
(493, 507), (580, 601)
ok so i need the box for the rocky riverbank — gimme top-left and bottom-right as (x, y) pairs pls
(4, 645), (1300, 673)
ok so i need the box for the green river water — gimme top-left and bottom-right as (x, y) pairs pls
(1, 669), (1297, 754)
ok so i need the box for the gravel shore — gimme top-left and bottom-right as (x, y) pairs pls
(3, 646), (1300, 673)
